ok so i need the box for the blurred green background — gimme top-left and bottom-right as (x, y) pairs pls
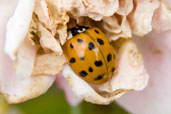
(1, 85), (130, 114)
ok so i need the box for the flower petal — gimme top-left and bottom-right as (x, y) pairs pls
(62, 65), (126, 105)
(117, 30), (171, 114)
(32, 53), (66, 76)
(1, 38), (56, 104)
(97, 39), (148, 92)
(4, 0), (35, 60)
(0, 1), (56, 103)
(56, 74), (82, 106)
(38, 23), (63, 55)
(128, 0), (160, 36)
(152, 0), (171, 32)
(103, 15), (132, 40)
(116, 0), (133, 15)
(56, 0), (119, 21)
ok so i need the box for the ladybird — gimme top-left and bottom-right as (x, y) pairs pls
(62, 26), (116, 84)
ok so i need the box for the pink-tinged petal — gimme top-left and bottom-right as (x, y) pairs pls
(166, 0), (171, 6)
(56, 74), (82, 106)
(5, 0), (35, 60)
(117, 30), (171, 114)
(0, 0), (56, 104)
(1, 37), (56, 104)
(152, 0), (171, 32)
(0, 0), (19, 89)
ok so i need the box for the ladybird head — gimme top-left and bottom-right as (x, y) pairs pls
(67, 26), (90, 40)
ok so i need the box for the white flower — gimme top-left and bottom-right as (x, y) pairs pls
(0, 2), (170, 114)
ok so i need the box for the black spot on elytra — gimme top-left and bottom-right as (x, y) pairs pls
(80, 57), (85, 60)
(94, 75), (103, 81)
(107, 53), (112, 62)
(70, 57), (76, 63)
(88, 67), (93, 72)
(70, 43), (73, 48)
(77, 39), (83, 43)
(94, 29), (99, 34)
(94, 60), (103, 67)
(88, 42), (95, 50)
(112, 67), (115, 72)
(97, 38), (104, 45)
(79, 71), (88, 77)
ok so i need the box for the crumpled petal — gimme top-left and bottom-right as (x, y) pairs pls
(117, 30), (171, 114)
(152, 0), (171, 32)
(56, 0), (119, 21)
(62, 39), (148, 104)
(116, 0), (133, 16)
(128, 0), (160, 36)
(38, 23), (63, 55)
(34, 0), (69, 44)
(103, 14), (132, 40)
(102, 0), (133, 40)
(97, 39), (148, 92)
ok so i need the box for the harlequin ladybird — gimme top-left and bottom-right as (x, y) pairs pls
(62, 26), (116, 84)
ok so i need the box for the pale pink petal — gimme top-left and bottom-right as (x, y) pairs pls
(166, 0), (171, 6)
(0, 0), (56, 104)
(56, 74), (82, 106)
(152, 0), (171, 32)
(1, 38), (56, 104)
(0, 0), (19, 91)
(5, 0), (35, 60)
(117, 30), (171, 114)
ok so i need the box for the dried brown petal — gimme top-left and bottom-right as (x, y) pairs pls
(152, 0), (171, 31)
(39, 23), (63, 55)
(128, 0), (160, 36)
(32, 53), (66, 76)
(117, 0), (133, 15)
(34, 0), (69, 45)
(103, 14), (132, 40)
(56, 0), (119, 21)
